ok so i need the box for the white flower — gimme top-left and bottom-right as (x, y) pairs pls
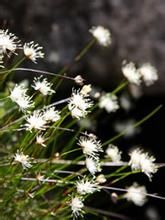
(122, 62), (141, 85)
(78, 133), (103, 159)
(138, 63), (158, 86)
(70, 196), (84, 218)
(89, 26), (111, 47)
(76, 178), (100, 195)
(23, 41), (44, 63)
(32, 76), (55, 96)
(36, 135), (46, 147)
(106, 144), (122, 163)
(68, 89), (93, 119)
(43, 107), (60, 122)
(124, 183), (147, 206)
(25, 110), (47, 131)
(14, 151), (32, 169)
(86, 157), (101, 175)
(80, 84), (92, 96)
(74, 75), (84, 86)
(129, 148), (158, 179)
(96, 174), (107, 184)
(99, 93), (119, 113)
(10, 84), (34, 111)
(0, 29), (20, 54)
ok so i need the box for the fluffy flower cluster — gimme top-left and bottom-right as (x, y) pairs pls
(10, 84), (34, 112)
(106, 144), (122, 163)
(23, 41), (44, 63)
(99, 93), (119, 113)
(138, 63), (158, 86)
(70, 196), (84, 218)
(124, 183), (147, 206)
(129, 148), (158, 179)
(25, 107), (60, 131)
(89, 26), (111, 47)
(14, 151), (32, 169)
(68, 89), (93, 119)
(0, 29), (44, 67)
(76, 178), (100, 195)
(122, 61), (158, 86)
(78, 134), (102, 159)
(32, 76), (55, 96)
(78, 133), (102, 175)
(122, 62), (141, 85)
(0, 29), (20, 67)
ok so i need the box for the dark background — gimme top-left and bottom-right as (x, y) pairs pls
(0, 0), (165, 219)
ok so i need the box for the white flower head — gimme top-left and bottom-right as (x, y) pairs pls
(122, 61), (141, 85)
(124, 183), (147, 206)
(36, 135), (46, 147)
(0, 29), (20, 54)
(99, 93), (119, 113)
(68, 89), (93, 119)
(80, 84), (92, 96)
(138, 63), (158, 86)
(96, 174), (107, 184)
(86, 157), (101, 176)
(14, 151), (32, 169)
(10, 84), (34, 111)
(76, 178), (100, 195)
(78, 133), (103, 159)
(32, 76), (55, 96)
(25, 110), (47, 131)
(23, 41), (44, 63)
(129, 148), (158, 179)
(89, 26), (112, 47)
(74, 75), (84, 86)
(106, 144), (122, 163)
(43, 106), (60, 122)
(70, 196), (84, 218)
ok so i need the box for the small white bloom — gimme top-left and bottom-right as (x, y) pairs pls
(14, 151), (32, 169)
(10, 84), (34, 111)
(43, 107), (60, 122)
(68, 89), (93, 119)
(86, 157), (101, 175)
(122, 62), (141, 85)
(23, 41), (44, 63)
(89, 26), (111, 47)
(25, 110), (47, 131)
(124, 183), (147, 206)
(96, 174), (107, 184)
(0, 29), (20, 54)
(138, 63), (158, 86)
(129, 148), (158, 179)
(70, 196), (84, 218)
(99, 93), (119, 113)
(76, 178), (100, 195)
(80, 84), (92, 96)
(78, 133), (103, 159)
(36, 135), (46, 147)
(74, 75), (84, 86)
(32, 76), (55, 96)
(106, 144), (122, 163)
